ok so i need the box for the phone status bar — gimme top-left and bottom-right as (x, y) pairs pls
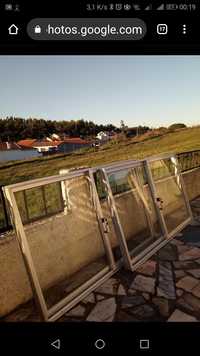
(85, 3), (198, 12)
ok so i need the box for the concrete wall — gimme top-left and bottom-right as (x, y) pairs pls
(0, 167), (200, 317)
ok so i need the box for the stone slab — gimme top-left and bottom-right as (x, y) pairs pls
(95, 278), (118, 295)
(192, 283), (200, 298)
(130, 275), (155, 294)
(65, 305), (85, 317)
(176, 276), (199, 292)
(120, 295), (145, 308)
(168, 309), (197, 322)
(86, 298), (116, 322)
(177, 293), (200, 312)
(152, 297), (170, 317)
(179, 248), (200, 261)
(137, 260), (156, 276)
(157, 262), (176, 300)
(117, 284), (126, 296)
(188, 269), (200, 279)
(158, 244), (178, 261)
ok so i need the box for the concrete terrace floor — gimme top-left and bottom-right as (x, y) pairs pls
(3, 200), (200, 323)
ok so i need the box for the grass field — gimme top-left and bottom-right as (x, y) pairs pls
(1, 126), (200, 186)
(1, 126), (200, 230)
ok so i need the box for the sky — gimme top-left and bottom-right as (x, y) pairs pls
(0, 55), (200, 128)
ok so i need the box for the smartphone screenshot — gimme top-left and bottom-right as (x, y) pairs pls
(0, 1), (200, 354)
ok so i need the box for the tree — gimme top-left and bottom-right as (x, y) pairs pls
(0, 117), (118, 141)
(169, 123), (187, 130)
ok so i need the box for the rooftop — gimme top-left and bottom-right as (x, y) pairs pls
(17, 138), (90, 148)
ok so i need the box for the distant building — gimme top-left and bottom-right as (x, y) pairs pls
(32, 140), (58, 153)
(96, 131), (110, 143)
(17, 137), (91, 155)
(0, 141), (40, 161)
(0, 142), (21, 150)
(51, 133), (61, 141)
(57, 138), (91, 154)
(17, 139), (37, 149)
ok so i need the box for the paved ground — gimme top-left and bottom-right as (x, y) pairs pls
(3, 200), (200, 322)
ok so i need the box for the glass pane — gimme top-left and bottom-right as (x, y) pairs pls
(0, 193), (6, 229)
(44, 182), (63, 215)
(107, 164), (163, 259)
(15, 191), (28, 223)
(13, 175), (110, 310)
(149, 157), (189, 233)
(25, 187), (46, 221)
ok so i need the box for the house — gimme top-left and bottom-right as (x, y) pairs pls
(17, 137), (91, 155)
(96, 131), (110, 143)
(51, 133), (61, 141)
(0, 141), (39, 161)
(57, 138), (91, 154)
(17, 139), (37, 149)
(0, 142), (21, 151)
(31, 140), (59, 153)
(8, 24), (19, 35)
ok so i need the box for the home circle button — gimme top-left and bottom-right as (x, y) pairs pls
(95, 339), (106, 350)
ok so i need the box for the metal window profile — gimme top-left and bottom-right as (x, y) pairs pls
(3, 169), (118, 322)
(98, 153), (192, 271)
(3, 153), (193, 320)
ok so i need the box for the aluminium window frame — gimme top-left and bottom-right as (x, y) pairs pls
(98, 153), (193, 271)
(3, 168), (118, 322)
(3, 153), (193, 320)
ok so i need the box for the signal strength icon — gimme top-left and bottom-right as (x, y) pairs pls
(144, 4), (152, 11)
(157, 4), (165, 10)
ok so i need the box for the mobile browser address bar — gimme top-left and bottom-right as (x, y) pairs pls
(27, 18), (147, 40)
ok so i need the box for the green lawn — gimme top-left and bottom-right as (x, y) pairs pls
(1, 126), (200, 186)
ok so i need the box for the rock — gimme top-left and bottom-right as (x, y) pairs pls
(117, 284), (126, 296)
(128, 289), (137, 296)
(137, 260), (156, 276)
(179, 248), (200, 261)
(188, 269), (200, 278)
(142, 293), (150, 301)
(168, 309), (197, 322)
(96, 295), (106, 301)
(177, 245), (190, 255)
(177, 293), (200, 312)
(132, 305), (155, 319)
(175, 270), (186, 280)
(173, 261), (195, 270)
(86, 298), (116, 322)
(130, 275), (155, 294)
(192, 283), (200, 298)
(195, 258), (200, 265)
(115, 310), (139, 322)
(158, 244), (178, 261)
(157, 262), (176, 299)
(152, 297), (170, 317)
(4, 307), (32, 322)
(176, 289), (184, 297)
(65, 305), (85, 317)
(83, 293), (95, 304)
(120, 295), (145, 308)
(170, 238), (183, 246)
(176, 276), (199, 292)
(95, 278), (118, 295)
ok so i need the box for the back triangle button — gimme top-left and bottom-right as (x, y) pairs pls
(51, 339), (61, 350)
